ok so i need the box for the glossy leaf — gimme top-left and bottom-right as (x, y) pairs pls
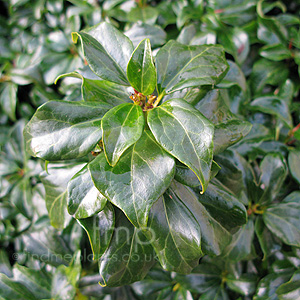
(249, 96), (292, 128)
(174, 262), (221, 294)
(250, 59), (289, 96)
(127, 39), (156, 96)
(165, 181), (231, 256)
(12, 264), (52, 299)
(263, 192), (300, 247)
(22, 219), (73, 267)
(40, 163), (84, 229)
(24, 100), (112, 161)
(67, 164), (107, 219)
(144, 184), (203, 274)
(56, 72), (130, 106)
(255, 217), (281, 260)
(102, 103), (144, 166)
(98, 210), (155, 286)
(51, 251), (81, 300)
(77, 203), (115, 260)
(288, 150), (300, 184)
(0, 274), (38, 300)
(222, 219), (255, 262)
(148, 98), (214, 192)
(195, 179), (247, 230)
(276, 269), (300, 300)
(0, 82), (17, 121)
(89, 130), (175, 227)
(260, 44), (292, 61)
(73, 22), (133, 85)
(226, 274), (257, 296)
(195, 89), (251, 155)
(124, 23), (167, 48)
(254, 272), (293, 300)
(258, 153), (287, 204)
(155, 40), (229, 94)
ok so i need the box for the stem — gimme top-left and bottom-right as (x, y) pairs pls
(153, 91), (166, 108)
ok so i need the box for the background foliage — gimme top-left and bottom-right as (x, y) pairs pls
(1, 0), (300, 299)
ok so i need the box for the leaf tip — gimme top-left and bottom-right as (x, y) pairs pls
(71, 32), (79, 44)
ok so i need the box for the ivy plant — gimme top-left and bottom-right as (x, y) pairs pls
(24, 21), (251, 286)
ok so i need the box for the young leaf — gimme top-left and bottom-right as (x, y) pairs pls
(89, 130), (175, 228)
(98, 210), (155, 286)
(77, 203), (115, 260)
(148, 98), (214, 193)
(67, 164), (107, 219)
(127, 38), (156, 96)
(72, 22), (134, 85)
(155, 41), (228, 94)
(102, 103), (145, 166)
(24, 101), (112, 161)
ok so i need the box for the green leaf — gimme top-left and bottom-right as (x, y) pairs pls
(260, 44), (292, 61)
(263, 191), (300, 247)
(98, 209), (155, 287)
(0, 274), (38, 300)
(218, 27), (249, 64)
(127, 39), (156, 96)
(276, 269), (300, 300)
(89, 130), (175, 228)
(51, 251), (81, 300)
(148, 98), (214, 192)
(255, 217), (281, 260)
(40, 162), (84, 229)
(254, 272), (293, 300)
(124, 23), (167, 48)
(249, 96), (292, 128)
(199, 286), (230, 300)
(226, 274), (257, 296)
(250, 59), (289, 96)
(174, 262), (221, 294)
(222, 219), (255, 262)
(102, 103), (145, 166)
(0, 250), (12, 277)
(73, 22), (134, 85)
(77, 203), (115, 260)
(127, 6), (158, 25)
(175, 160), (220, 188)
(24, 100), (112, 161)
(167, 181), (231, 256)
(12, 264), (52, 299)
(195, 89), (252, 155)
(67, 164), (107, 219)
(56, 72), (131, 106)
(0, 82), (17, 121)
(22, 219), (72, 267)
(258, 153), (287, 205)
(155, 41), (228, 94)
(144, 183), (203, 274)
(288, 150), (300, 184)
(196, 179), (247, 230)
